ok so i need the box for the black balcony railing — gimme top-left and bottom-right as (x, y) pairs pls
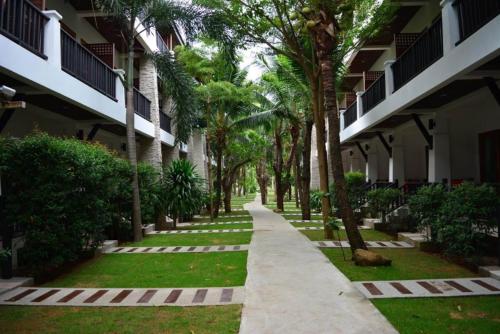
(362, 73), (385, 114)
(454, 0), (500, 44)
(344, 101), (357, 129)
(133, 88), (151, 121)
(392, 17), (443, 91)
(0, 0), (48, 58)
(61, 30), (117, 99)
(160, 112), (171, 132)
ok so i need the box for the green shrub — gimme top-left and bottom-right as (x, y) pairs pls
(310, 190), (323, 213)
(367, 188), (401, 223)
(162, 159), (205, 227)
(408, 184), (447, 242)
(437, 182), (498, 257)
(330, 171), (367, 211)
(137, 163), (163, 225)
(0, 134), (129, 273)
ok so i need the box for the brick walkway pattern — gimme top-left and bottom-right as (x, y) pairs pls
(295, 225), (372, 230)
(0, 287), (244, 307)
(178, 221), (251, 226)
(355, 277), (500, 299)
(313, 240), (414, 248)
(103, 245), (249, 254)
(147, 229), (253, 235)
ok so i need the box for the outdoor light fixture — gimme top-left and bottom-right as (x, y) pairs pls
(0, 85), (16, 100)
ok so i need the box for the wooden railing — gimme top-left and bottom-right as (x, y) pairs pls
(392, 17), (443, 91)
(61, 30), (117, 99)
(83, 42), (115, 68)
(344, 101), (357, 129)
(133, 88), (151, 121)
(454, 0), (500, 44)
(160, 112), (171, 132)
(0, 0), (48, 58)
(362, 73), (385, 114)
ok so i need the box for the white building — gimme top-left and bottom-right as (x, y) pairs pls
(311, 0), (500, 191)
(0, 0), (208, 180)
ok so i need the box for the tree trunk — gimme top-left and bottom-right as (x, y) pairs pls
(223, 184), (232, 213)
(311, 82), (333, 239)
(319, 57), (367, 251)
(301, 120), (313, 220)
(273, 124), (285, 211)
(256, 160), (268, 204)
(126, 30), (142, 242)
(214, 145), (223, 218)
(294, 149), (301, 209)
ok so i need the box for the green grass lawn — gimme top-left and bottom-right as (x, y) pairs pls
(321, 248), (477, 281)
(373, 297), (500, 334)
(124, 232), (253, 246)
(300, 229), (395, 241)
(290, 222), (323, 228)
(0, 305), (242, 334)
(44, 252), (247, 288)
(283, 214), (323, 220)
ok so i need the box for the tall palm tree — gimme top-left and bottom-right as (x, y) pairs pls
(95, 0), (228, 240)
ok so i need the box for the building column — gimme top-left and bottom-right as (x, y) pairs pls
(350, 151), (362, 173)
(356, 91), (364, 119)
(365, 144), (378, 183)
(428, 114), (451, 184)
(187, 130), (207, 181)
(310, 125), (320, 189)
(138, 58), (162, 170)
(339, 108), (345, 130)
(441, 0), (461, 54)
(389, 135), (405, 185)
(384, 60), (396, 96)
(42, 10), (62, 68)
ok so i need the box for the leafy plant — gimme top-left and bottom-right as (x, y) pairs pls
(437, 182), (498, 257)
(162, 159), (205, 228)
(331, 171), (367, 211)
(310, 190), (324, 213)
(408, 184), (447, 242)
(367, 188), (401, 224)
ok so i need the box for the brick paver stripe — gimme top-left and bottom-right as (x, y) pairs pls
(390, 282), (412, 294)
(192, 289), (208, 303)
(417, 281), (442, 294)
(32, 289), (60, 302)
(165, 289), (182, 303)
(220, 288), (233, 302)
(472, 279), (500, 291)
(445, 280), (472, 292)
(362, 283), (383, 296)
(138, 290), (157, 303)
(84, 290), (108, 303)
(110, 290), (132, 303)
(57, 290), (84, 303)
(6, 289), (37, 302)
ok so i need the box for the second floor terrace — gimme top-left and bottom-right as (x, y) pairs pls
(339, 0), (500, 142)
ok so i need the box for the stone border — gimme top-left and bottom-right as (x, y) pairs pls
(354, 277), (500, 299)
(178, 221), (252, 227)
(104, 245), (249, 254)
(313, 240), (413, 248)
(0, 286), (244, 307)
(296, 226), (372, 231)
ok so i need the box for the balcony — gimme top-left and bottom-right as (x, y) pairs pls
(455, 0), (500, 44)
(157, 33), (169, 53)
(392, 17), (443, 91)
(0, 0), (48, 58)
(362, 73), (385, 115)
(61, 30), (117, 100)
(344, 102), (357, 129)
(133, 88), (151, 121)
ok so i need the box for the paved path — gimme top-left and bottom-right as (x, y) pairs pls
(355, 277), (500, 299)
(0, 286), (244, 307)
(240, 195), (398, 334)
(103, 245), (249, 254)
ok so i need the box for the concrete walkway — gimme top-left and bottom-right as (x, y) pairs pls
(239, 195), (398, 334)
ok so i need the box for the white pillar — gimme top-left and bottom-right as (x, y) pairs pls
(389, 135), (405, 185)
(384, 60), (396, 96)
(340, 108), (346, 130)
(356, 91), (364, 119)
(440, 0), (461, 54)
(366, 144), (378, 183)
(428, 115), (451, 184)
(113, 69), (126, 115)
(188, 130), (208, 181)
(42, 11), (62, 68)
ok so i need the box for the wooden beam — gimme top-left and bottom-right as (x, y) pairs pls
(0, 101), (25, 110)
(484, 77), (500, 107)
(376, 132), (392, 158)
(355, 141), (368, 162)
(412, 113), (433, 149)
(86, 124), (102, 141)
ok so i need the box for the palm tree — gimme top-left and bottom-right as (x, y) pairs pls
(95, 0), (228, 240)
